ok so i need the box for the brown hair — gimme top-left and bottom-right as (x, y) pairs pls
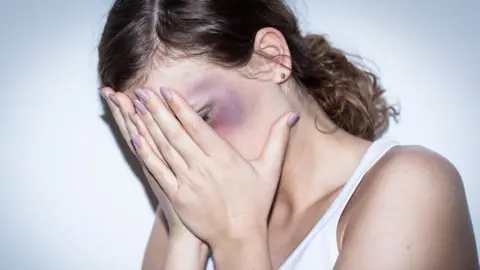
(98, 0), (399, 140)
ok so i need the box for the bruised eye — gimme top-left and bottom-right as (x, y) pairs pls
(200, 112), (211, 122)
(197, 104), (213, 123)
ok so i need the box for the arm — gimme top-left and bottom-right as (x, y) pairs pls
(142, 207), (209, 270)
(335, 146), (478, 270)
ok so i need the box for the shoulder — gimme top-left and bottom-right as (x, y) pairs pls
(365, 145), (463, 197)
(347, 145), (466, 223)
(335, 145), (478, 270)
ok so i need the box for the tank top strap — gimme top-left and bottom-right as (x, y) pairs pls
(329, 138), (399, 215)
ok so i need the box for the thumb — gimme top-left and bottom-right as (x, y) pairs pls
(257, 112), (299, 174)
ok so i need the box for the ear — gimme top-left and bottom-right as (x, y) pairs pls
(253, 27), (292, 84)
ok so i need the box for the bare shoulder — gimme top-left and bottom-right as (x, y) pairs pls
(366, 145), (463, 195)
(336, 145), (478, 270)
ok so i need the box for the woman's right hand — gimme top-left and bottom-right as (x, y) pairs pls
(101, 87), (200, 240)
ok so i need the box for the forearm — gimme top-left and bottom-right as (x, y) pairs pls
(211, 230), (272, 270)
(162, 234), (209, 270)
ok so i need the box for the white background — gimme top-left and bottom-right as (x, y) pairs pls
(0, 0), (478, 269)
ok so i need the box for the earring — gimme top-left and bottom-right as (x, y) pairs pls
(281, 73), (286, 79)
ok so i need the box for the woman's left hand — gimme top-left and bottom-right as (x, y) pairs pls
(129, 87), (298, 248)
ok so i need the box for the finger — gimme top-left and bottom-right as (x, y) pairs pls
(159, 87), (229, 156)
(132, 133), (178, 198)
(114, 93), (171, 198)
(114, 92), (159, 158)
(116, 94), (165, 161)
(103, 89), (170, 197)
(113, 92), (142, 155)
(129, 112), (163, 161)
(257, 112), (299, 175)
(134, 88), (204, 165)
(131, 98), (188, 175)
(141, 165), (166, 199)
(101, 88), (135, 153)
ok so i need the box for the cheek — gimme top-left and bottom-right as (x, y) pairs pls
(208, 101), (269, 159)
(209, 94), (248, 136)
(217, 126), (270, 160)
(210, 105), (242, 131)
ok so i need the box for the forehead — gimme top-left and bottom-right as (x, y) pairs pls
(124, 59), (227, 100)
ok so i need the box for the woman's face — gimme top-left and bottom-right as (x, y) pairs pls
(125, 58), (292, 160)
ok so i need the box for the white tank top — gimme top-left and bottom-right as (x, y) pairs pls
(205, 139), (398, 270)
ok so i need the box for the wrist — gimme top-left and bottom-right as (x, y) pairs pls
(213, 228), (267, 249)
(211, 226), (269, 256)
(211, 227), (271, 269)
(168, 233), (209, 262)
(213, 221), (268, 246)
(169, 231), (208, 249)
(163, 232), (210, 269)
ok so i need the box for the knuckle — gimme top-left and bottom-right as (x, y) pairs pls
(171, 192), (188, 210)
(194, 162), (212, 178)
(165, 126), (184, 141)
(187, 121), (202, 137)
(137, 127), (148, 137)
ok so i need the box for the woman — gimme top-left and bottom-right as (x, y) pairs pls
(98, 0), (478, 269)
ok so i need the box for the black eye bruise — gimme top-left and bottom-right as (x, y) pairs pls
(204, 114), (210, 121)
(197, 103), (214, 123)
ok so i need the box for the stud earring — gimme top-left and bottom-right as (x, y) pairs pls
(281, 73), (286, 79)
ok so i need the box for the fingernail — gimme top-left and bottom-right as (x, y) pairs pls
(133, 100), (149, 115)
(109, 94), (120, 106)
(160, 87), (172, 102)
(135, 89), (150, 103)
(131, 134), (142, 148)
(287, 113), (300, 127)
(128, 112), (137, 125)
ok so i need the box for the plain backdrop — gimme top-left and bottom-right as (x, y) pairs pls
(0, 0), (478, 269)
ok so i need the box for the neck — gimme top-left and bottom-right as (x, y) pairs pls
(273, 112), (371, 217)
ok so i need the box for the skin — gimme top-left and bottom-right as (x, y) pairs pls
(102, 27), (478, 270)
(131, 86), (294, 269)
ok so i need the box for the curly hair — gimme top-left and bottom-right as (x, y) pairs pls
(98, 0), (399, 140)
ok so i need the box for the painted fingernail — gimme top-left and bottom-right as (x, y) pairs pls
(287, 113), (300, 127)
(133, 100), (149, 115)
(159, 87), (172, 102)
(131, 134), (142, 148)
(135, 89), (150, 103)
(109, 94), (120, 106)
(128, 112), (138, 125)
